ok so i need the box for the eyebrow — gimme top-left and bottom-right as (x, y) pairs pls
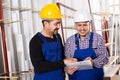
(56, 21), (61, 24)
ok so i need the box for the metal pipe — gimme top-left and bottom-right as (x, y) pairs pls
(56, 2), (77, 45)
(56, 2), (76, 11)
(88, 0), (96, 32)
(0, 0), (9, 74)
(56, 2), (65, 45)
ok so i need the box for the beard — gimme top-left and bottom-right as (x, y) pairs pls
(54, 28), (59, 34)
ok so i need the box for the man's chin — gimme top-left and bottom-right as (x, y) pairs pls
(79, 33), (86, 37)
(54, 31), (58, 34)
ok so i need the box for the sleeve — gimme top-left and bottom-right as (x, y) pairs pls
(64, 36), (75, 58)
(93, 36), (109, 68)
(29, 35), (64, 73)
(64, 39), (71, 58)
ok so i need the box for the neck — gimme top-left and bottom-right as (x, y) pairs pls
(41, 29), (53, 38)
(80, 36), (85, 41)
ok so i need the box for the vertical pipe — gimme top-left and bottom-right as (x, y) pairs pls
(0, 0), (9, 74)
(88, 0), (96, 32)
(114, 17), (117, 57)
(56, 2), (65, 45)
(118, 0), (120, 64)
(102, 17), (110, 55)
(63, 0), (67, 42)
(110, 0), (115, 56)
(0, 26), (5, 73)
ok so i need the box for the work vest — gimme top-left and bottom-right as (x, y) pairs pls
(34, 32), (64, 80)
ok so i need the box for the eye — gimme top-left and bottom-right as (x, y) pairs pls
(83, 24), (87, 26)
(54, 22), (61, 26)
(78, 24), (87, 27)
(77, 24), (82, 26)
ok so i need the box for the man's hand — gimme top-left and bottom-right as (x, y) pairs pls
(63, 58), (77, 65)
(65, 67), (78, 75)
(63, 58), (78, 75)
(85, 57), (94, 65)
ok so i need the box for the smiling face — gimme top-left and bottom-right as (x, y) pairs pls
(75, 21), (91, 39)
(44, 19), (62, 35)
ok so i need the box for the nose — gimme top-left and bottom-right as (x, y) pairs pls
(80, 26), (84, 30)
(57, 23), (61, 28)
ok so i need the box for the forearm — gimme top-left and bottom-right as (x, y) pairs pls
(93, 35), (109, 68)
(32, 60), (64, 73)
(93, 47), (109, 68)
(93, 54), (108, 68)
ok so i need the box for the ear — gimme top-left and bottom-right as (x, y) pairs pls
(74, 23), (77, 29)
(44, 21), (49, 27)
(88, 21), (92, 31)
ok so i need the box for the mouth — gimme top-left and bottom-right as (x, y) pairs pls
(79, 30), (85, 33)
(55, 28), (59, 31)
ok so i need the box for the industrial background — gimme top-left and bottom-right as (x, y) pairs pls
(0, 0), (120, 80)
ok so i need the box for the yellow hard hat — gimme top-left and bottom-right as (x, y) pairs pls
(39, 4), (62, 19)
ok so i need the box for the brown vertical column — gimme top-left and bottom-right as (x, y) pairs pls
(102, 17), (110, 56)
(0, 0), (9, 74)
(56, 3), (65, 45)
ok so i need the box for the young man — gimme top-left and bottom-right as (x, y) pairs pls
(65, 10), (109, 80)
(29, 4), (77, 80)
